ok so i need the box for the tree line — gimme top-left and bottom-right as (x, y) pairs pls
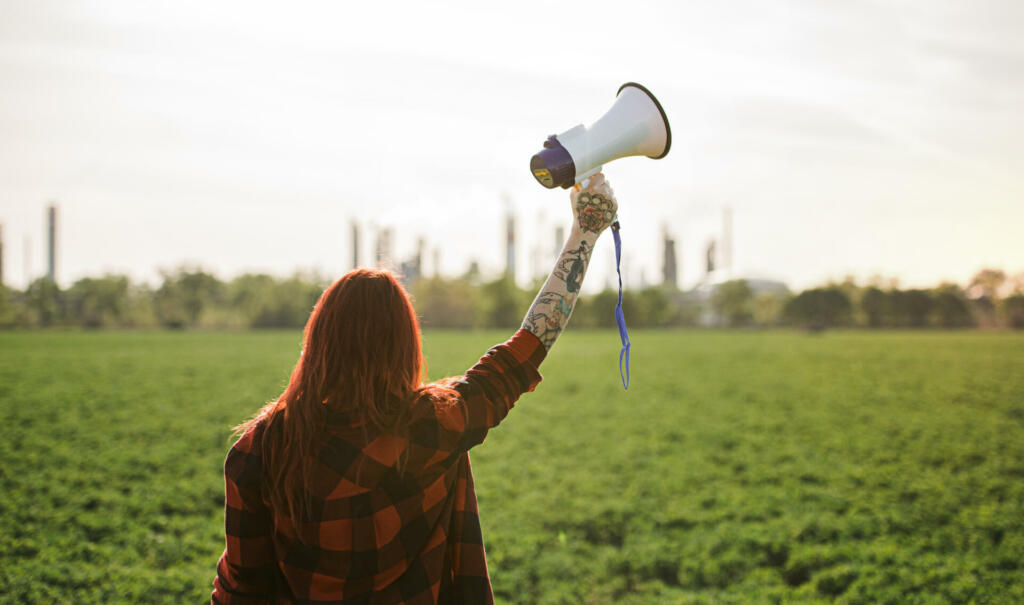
(710, 269), (1024, 330)
(1, 267), (1022, 330)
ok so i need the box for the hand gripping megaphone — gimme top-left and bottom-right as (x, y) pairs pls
(529, 82), (671, 189)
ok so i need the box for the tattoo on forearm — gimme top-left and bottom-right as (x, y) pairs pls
(575, 193), (616, 234)
(523, 292), (576, 349)
(553, 240), (592, 294)
(522, 236), (596, 350)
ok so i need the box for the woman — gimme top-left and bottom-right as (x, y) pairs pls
(212, 175), (618, 604)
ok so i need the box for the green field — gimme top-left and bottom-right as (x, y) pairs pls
(1, 329), (1023, 603)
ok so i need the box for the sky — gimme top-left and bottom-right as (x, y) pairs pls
(1, 0), (1022, 292)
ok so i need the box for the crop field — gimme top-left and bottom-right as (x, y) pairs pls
(1, 329), (1023, 604)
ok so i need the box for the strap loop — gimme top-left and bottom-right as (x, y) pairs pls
(611, 221), (630, 390)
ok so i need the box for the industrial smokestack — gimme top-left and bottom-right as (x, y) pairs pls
(47, 204), (57, 283)
(351, 220), (360, 269)
(505, 212), (516, 280)
(662, 227), (677, 288)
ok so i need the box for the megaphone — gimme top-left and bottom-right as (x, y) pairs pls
(530, 82), (671, 189)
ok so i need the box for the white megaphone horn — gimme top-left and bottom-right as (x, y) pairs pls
(530, 82), (671, 189)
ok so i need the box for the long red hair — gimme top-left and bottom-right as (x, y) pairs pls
(237, 269), (433, 525)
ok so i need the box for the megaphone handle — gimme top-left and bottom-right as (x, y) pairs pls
(574, 166), (603, 189)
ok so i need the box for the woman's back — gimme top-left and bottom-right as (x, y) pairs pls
(213, 331), (546, 604)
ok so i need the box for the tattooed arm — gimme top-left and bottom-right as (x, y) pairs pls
(522, 173), (618, 350)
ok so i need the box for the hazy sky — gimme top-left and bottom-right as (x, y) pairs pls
(2, 0), (1022, 291)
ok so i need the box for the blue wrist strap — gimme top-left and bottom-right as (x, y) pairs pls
(611, 221), (630, 390)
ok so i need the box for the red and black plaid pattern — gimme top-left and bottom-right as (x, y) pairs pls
(213, 330), (546, 604)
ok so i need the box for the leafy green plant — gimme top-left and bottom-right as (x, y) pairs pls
(1, 329), (1022, 603)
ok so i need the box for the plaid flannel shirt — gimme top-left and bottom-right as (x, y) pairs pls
(212, 329), (546, 604)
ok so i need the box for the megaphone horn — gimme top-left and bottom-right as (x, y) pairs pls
(530, 82), (671, 189)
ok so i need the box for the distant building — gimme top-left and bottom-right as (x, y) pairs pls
(398, 258), (420, 284)
(374, 228), (392, 268)
(464, 259), (481, 284)
(690, 277), (790, 327)
(398, 237), (425, 285)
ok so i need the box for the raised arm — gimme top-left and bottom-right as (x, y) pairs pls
(420, 175), (616, 452)
(522, 173), (618, 350)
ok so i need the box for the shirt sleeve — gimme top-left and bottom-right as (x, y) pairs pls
(419, 329), (547, 454)
(211, 426), (276, 605)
